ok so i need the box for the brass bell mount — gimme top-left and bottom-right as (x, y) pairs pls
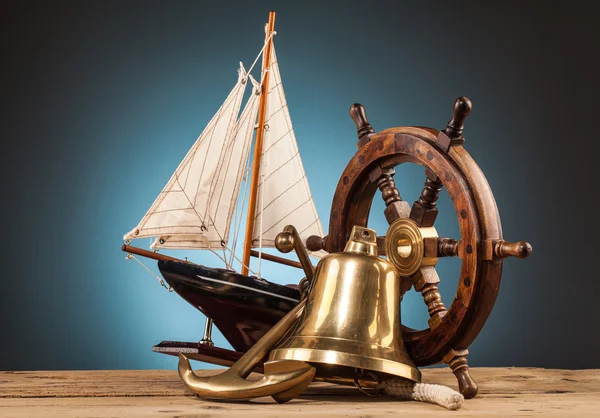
(275, 225), (316, 298)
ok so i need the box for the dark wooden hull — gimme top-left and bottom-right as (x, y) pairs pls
(156, 260), (300, 353)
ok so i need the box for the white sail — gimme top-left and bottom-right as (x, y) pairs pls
(124, 65), (248, 247)
(155, 76), (261, 250)
(251, 45), (326, 256)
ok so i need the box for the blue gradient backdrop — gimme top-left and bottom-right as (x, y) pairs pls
(1, 1), (598, 370)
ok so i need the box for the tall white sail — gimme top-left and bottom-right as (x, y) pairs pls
(124, 65), (248, 248)
(155, 76), (261, 250)
(251, 46), (325, 255)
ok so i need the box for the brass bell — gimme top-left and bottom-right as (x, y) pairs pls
(269, 225), (421, 389)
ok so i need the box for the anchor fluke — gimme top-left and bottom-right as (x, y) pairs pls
(177, 294), (314, 402)
(178, 354), (315, 403)
(176, 225), (319, 403)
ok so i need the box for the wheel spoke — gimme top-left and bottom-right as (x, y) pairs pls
(437, 237), (461, 258)
(410, 168), (443, 227)
(412, 266), (447, 330)
(349, 103), (410, 225)
(375, 168), (411, 224)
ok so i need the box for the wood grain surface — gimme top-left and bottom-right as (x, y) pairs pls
(1, 367), (598, 417)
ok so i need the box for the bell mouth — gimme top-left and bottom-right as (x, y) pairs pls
(269, 346), (421, 385)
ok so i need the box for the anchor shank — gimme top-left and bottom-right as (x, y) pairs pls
(230, 299), (306, 378)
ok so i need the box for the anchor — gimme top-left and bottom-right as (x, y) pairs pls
(178, 225), (316, 403)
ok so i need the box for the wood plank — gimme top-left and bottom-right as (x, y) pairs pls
(0, 368), (598, 417)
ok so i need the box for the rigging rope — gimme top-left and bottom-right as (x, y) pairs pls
(228, 76), (259, 271)
(206, 217), (257, 275)
(228, 247), (257, 276)
(247, 30), (276, 77)
(198, 202), (257, 274)
(256, 172), (265, 278)
(209, 248), (232, 269)
(230, 164), (251, 266)
(127, 254), (173, 292)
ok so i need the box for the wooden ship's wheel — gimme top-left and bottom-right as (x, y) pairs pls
(306, 98), (532, 398)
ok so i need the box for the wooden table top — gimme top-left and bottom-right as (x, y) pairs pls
(1, 367), (598, 417)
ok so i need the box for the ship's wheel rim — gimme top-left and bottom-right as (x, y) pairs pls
(325, 127), (503, 366)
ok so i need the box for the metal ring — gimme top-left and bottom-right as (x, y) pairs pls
(298, 277), (311, 300)
(353, 368), (383, 397)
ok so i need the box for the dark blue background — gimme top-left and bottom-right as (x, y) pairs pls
(1, 0), (598, 370)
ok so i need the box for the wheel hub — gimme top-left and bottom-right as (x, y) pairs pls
(385, 218), (438, 276)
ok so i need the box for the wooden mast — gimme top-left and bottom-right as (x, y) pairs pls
(241, 11), (276, 276)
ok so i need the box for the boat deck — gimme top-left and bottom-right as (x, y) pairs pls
(1, 367), (598, 417)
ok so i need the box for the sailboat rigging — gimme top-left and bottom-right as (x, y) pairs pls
(122, 11), (325, 361)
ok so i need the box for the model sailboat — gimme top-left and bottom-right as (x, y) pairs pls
(122, 12), (324, 365)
